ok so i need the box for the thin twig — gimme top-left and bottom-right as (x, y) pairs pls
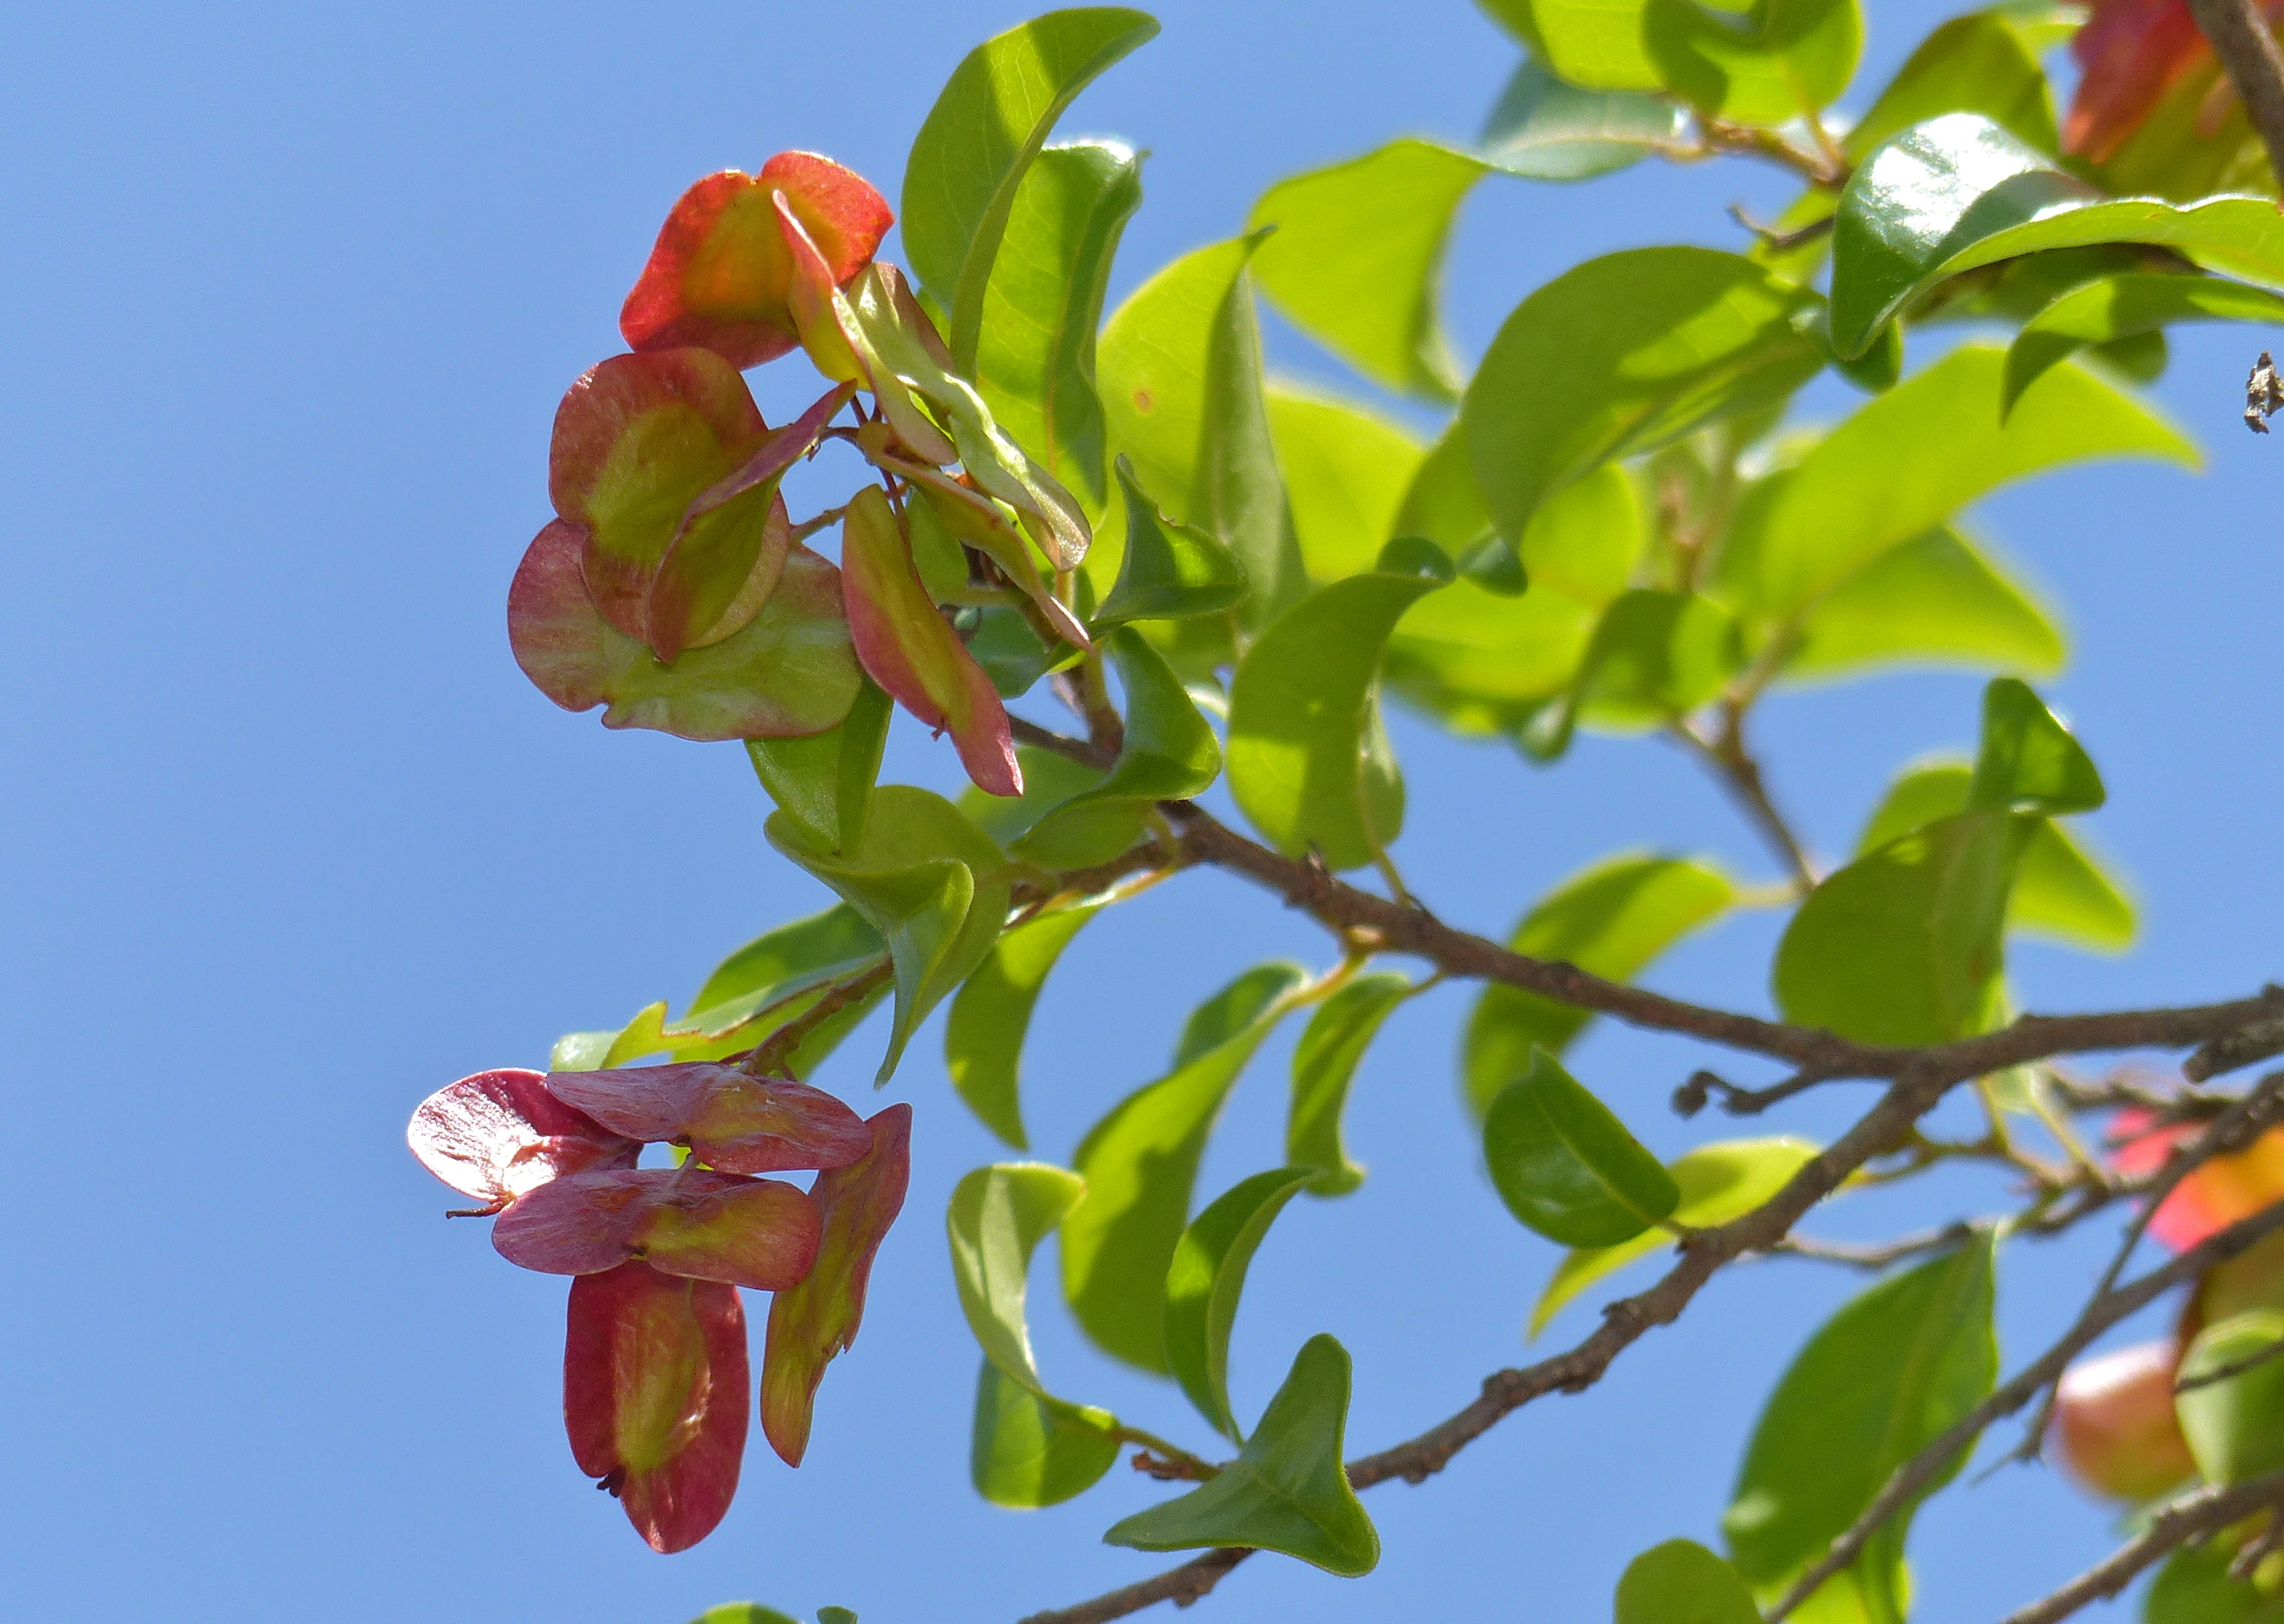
(1727, 202), (1837, 254)
(736, 960), (891, 1077)
(1997, 1469), (2284, 1624)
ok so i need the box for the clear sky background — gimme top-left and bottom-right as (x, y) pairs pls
(6, 2), (2281, 1620)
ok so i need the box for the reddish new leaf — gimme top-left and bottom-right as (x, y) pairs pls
(761, 1104), (913, 1466)
(619, 154), (895, 370)
(564, 1261), (750, 1552)
(508, 520), (862, 740)
(838, 485), (1021, 797)
(543, 1063), (873, 1176)
(2062, 0), (2277, 161)
(2112, 1110), (2284, 1251)
(547, 348), (774, 644)
(492, 1167), (822, 1290)
(406, 1068), (636, 1211)
(647, 380), (857, 661)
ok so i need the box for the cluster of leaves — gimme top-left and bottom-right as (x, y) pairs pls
(415, 0), (2284, 1618)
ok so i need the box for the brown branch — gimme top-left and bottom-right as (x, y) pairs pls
(1670, 707), (1817, 892)
(1997, 1470), (2284, 1624)
(1006, 717), (2284, 1087)
(1769, 1193), (2284, 1619)
(1014, 1550), (1251, 1624)
(2187, 0), (2284, 192)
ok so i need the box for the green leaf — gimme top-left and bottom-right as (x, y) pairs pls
(1774, 811), (2027, 1046)
(1969, 677), (2104, 815)
(1093, 455), (1251, 629)
(1531, 1137), (1819, 1337)
(1781, 525), (2062, 684)
(946, 902), (1103, 1150)
(744, 679), (893, 856)
(1463, 247), (1819, 542)
(1827, 113), (2284, 359)
(767, 786), (1010, 1083)
(901, 7), (1159, 373)
(691, 1607), (801, 1624)
(1478, 54), (1689, 182)
(1098, 232), (1308, 629)
(2178, 1310), (2284, 1487)
(1841, 10), (2056, 161)
(1531, 588), (1739, 757)
(1063, 963), (1307, 1371)
(1382, 586), (1594, 739)
(1014, 629), (1222, 867)
(1642, 0), (1863, 127)
(1164, 1167), (1316, 1441)
(1288, 973), (1409, 1197)
(1267, 388), (1427, 584)
(1391, 419), (1495, 562)
(1103, 1333), (1379, 1576)
(1617, 1540), (1766, 1624)
(1465, 855), (1733, 1117)
(1227, 544), (1453, 871)
(1722, 343), (2194, 620)
(948, 1162), (1094, 1395)
(2007, 272), (2284, 416)
(974, 140), (1146, 510)
(1857, 762), (2134, 952)
(1484, 1048), (1681, 1246)
(2148, 1542), (2284, 1624)
(971, 1358), (1122, 1508)
(946, 1161), (1123, 1506)
(817, 1610), (855, 1624)
(1723, 1233), (1998, 1618)
(1248, 139), (1486, 400)
(960, 746), (1105, 846)
(682, 902), (888, 1038)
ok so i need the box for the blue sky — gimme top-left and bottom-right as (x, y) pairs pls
(5, 2), (2281, 1620)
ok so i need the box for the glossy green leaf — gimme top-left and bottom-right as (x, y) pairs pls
(1465, 855), (1733, 1117)
(1249, 139), (1485, 399)
(2178, 1310), (2284, 1487)
(1617, 1540), (1766, 1624)
(1092, 456), (1251, 629)
(1098, 232), (1307, 628)
(1392, 419), (1494, 563)
(971, 1358), (1121, 1508)
(1827, 113), (2284, 358)
(1782, 525), (2062, 684)
(1774, 810), (2027, 1046)
(1723, 1233), (1997, 1618)
(974, 140), (1145, 509)
(1478, 54), (1689, 182)
(1532, 1137), (1819, 1337)
(1165, 1167), (1315, 1442)
(1485, 1049), (1680, 1246)
(768, 786), (1010, 1083)
(1382, 585), (1594, 739)
(2147, 1542), (2284, 1624)
(1288, 973), (1409, 1197)
(960, 746), (1105, 846)
(1537, 588), (1738, 754)
(1063, 963), (1306, 1371)
(1464, 247), (1820, 541)
(1227, 543), (1453, 871)
(901, 7), (1159, 373)
(1969, 677), (2104, 815)
(1015, 629), (1222, 868)
(817, 1610), (855, 1624)
(1842, 11), (2056, 161)
(2006, 272), (2284, 415)
(1642, 0), (1863, 127)
(744, 679), (893, 856)
(1475, 0), (1660, 89)
(683, 903), (888, 1038)
(691, 1607), (800, 1624)
(946, 902), (1103, 1150)
(946, 1164), (1120, 1509)
(1103, 1333), (1379, 1576)
(1267, 388), (1427, 584)
(1723, 343), (2193, 620)
(1861, 761), (2133, 952)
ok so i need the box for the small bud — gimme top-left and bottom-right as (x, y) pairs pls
(2053, 1339), (2198, 1501)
